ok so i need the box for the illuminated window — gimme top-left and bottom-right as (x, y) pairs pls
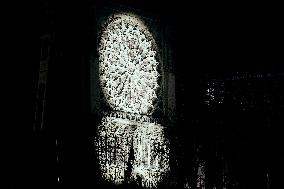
(95, 13), (170, 188)
(98, 13), (160, 115)
(95, 113), (170, 188)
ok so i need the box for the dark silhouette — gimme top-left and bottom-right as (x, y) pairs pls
(124, 137), (135, 185)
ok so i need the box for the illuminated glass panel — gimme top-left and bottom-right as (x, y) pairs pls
(98, 13), (160, 115)
(96, 13), (168, 188)
(95, 114), (170, 188)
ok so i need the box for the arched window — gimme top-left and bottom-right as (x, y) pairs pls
(94, 13), (170, 188)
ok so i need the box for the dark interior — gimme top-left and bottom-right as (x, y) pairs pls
(11, 1), (284, 188)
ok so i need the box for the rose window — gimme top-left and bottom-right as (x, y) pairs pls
(95, 13), (169, 188)
(98, 14), (160, 115)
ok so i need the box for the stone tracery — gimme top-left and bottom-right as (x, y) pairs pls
(98, 14), (160, 115)
(95, 13), (169, 188)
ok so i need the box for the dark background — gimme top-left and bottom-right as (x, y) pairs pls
(11, 0), (284, 188)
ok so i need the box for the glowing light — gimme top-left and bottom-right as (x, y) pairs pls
(205, 80), (224, 105)
(98, 13), (160, 115)
(94, 113), (170, 188)
(197, 161), (205, 189)
(96, 13), (168, 188)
